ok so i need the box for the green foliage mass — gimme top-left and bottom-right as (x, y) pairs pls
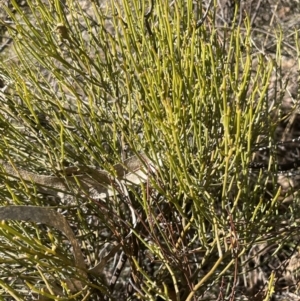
(0, 0), (298, 300)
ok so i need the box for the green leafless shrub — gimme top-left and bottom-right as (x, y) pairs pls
(0, 0), (299, 300)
